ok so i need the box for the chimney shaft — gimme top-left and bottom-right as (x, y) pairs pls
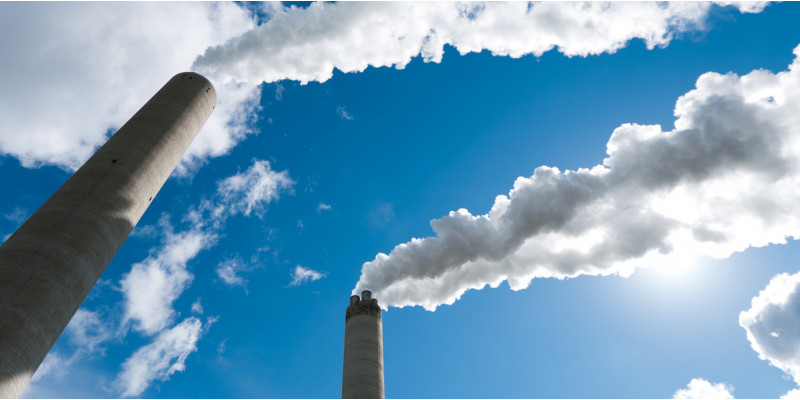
(342, 290), (385, 399)
(0, 72), (216, 398)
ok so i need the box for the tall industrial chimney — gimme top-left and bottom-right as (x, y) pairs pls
(342, 290), (385, 399)
(0, 72), (216, 398)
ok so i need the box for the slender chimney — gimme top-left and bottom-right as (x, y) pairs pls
(342, 290), (385, 399)
(0, 72), (216, 398)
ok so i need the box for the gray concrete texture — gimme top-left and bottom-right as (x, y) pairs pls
(0, 72), (216, 398)
(342, 290), (385, 399)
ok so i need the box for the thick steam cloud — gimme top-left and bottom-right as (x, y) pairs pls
(192, 2), (765, 85)
(355, 46), (800, 310)
(0, 2), (766, 173)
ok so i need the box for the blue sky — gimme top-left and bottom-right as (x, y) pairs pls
(3, 1), (800, 398)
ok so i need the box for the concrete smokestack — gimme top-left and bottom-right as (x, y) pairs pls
(0, 72), (216, 398)
(342, 290), (385, 399)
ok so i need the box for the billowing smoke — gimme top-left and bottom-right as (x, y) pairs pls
(355, 45), (800, 310)
(0, 2), (767, 173)
(192, 2), (765, 85)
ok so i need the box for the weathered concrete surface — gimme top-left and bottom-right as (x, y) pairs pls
(342, 290), (385, 399)
(0, 72), (216, 398)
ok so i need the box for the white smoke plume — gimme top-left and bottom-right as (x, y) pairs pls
(0, 2), (767, 173)
(192, 2), (766, 85)
(355, 45), (800, 310)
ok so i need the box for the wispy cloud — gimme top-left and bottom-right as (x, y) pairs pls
(337, 106), (353, 121)
(217, 159), (295, 218)
(115, 317), (214, 398)
(215, 256), (257, 292)
(66, 308), (115, 355)
(289, 265), (325, 287)
(115, 159), (292, 394)
(316, 203), (332, 213)
(3, 207), (28, 225)
(25, 308), (117, 396)
(120, 222), (215, 335)
(673, 378), (734, 399)
(355, 45), (800, 310)
(191, 299), (204, 315)
(28, 352), (70, 385)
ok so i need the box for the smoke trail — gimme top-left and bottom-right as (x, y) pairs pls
(192, 2), (766, 85)
(355, 46), (800, 310)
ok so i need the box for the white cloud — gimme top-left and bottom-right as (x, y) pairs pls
(114, 159), (292, 394)
(217, 159), (295, 218)
(0, 2), (260, 171)
(120, 223), (215, 335)
(24, 308), (115, 392)
(289, 265), (325, 287)
(179, 80), (263, 175)
(783, 388), (800, 399)
(217, 338), (228, 359)
(215, 256), (252, 291)
(65, 308), (114, 355)
(0, 2), (769, 173)
(115, 317), (207, 398)
(354, 45), (800, 310)
(673, 378), (735, 399)
(337, 106), (354, 121)
(317, 203), (332, 213)
(193, 2), (765, 86)
(121, 159), (290, 336)
(28, 352), (69, 384)
(740, 270), (800, 388)
(3, 207), (28, 225)
(191, 299), (204, 315)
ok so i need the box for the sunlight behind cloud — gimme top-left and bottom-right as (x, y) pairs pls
(355, 44), (800, 310)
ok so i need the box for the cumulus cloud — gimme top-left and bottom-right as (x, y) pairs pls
(740, 270), (800, 392)
(217, 160), (295, 218)
(673, 378), (735, 399)
(354, 45), (800, 310)
(289, 266), (325, 287)
(115, 317), (210, 398)
(193, 2), (766, 86)
(0, 2), (260, 171)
